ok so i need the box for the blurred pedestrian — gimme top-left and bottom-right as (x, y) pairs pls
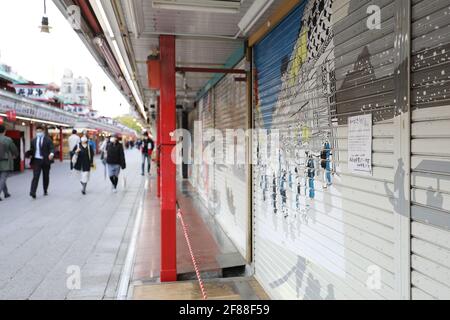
(88, 138), (96, 155)
(100, 136), (110, 179)
(68, 129), (80, 170)
(106, 134), (126, 193)
(73, 135), (95, 195)
(0, 125), (19, 201)
(136, 139), (142, 150)
(100, 137), (109, 162)
(140, 133), (155, 176)
(29, 126), (55, 199)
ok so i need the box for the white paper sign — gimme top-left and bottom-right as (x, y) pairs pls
(348, 114), (372, 175)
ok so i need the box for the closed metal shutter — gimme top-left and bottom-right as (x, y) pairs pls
(213, 59), (249, 257)
(252, 0), (401, 299)
(176, 110), (183, 178)
(410, 0), (450, 299)
(188, 107), (199, 186)
(197, 92), (215, 209)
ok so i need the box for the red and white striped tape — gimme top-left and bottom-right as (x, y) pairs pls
(177, 208), (208, 300)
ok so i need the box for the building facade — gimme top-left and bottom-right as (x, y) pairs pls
(60, 69), (92, 115)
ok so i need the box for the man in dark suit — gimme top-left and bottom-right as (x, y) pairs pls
(29, 126), (55, 199)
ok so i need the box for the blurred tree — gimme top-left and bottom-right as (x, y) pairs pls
(115, 115), (141, 133)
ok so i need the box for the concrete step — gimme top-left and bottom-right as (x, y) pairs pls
(177, 264), (247, 281)
(132, 276), (270, 300)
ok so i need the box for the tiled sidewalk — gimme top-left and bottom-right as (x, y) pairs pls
(0, 149), (144, 300)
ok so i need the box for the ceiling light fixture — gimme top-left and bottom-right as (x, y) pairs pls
(152, 0), (241, 14)
(40, 0), (52, 33)
(125, 0), (144, 38)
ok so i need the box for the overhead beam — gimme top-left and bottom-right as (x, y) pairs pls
(74, 0), (103, 35)
(176, 62), (226, 67)
(140, 31), (244, 42)
(176, 67), (246, 74)
(248, 0), (300, 47)
(138, 61), (226, 68)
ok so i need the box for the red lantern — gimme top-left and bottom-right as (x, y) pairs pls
(0, 116), (3, 125)
(6, 110), (16, 122)
(147, 59), (161, 90)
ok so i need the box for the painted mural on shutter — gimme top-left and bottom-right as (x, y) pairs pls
(252, 0), (401, 299)
(410, 0), (450, 300)
(213, 59), (248, 257)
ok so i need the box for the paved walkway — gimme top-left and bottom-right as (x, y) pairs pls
(133, 276), (270, 300)
(0, 149), (144, 300)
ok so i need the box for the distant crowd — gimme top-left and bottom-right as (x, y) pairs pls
(0, 125), (155, 201)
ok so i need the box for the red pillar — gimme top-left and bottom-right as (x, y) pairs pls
(157, 95), (161, 198)
(159, 35), (177, 282)
(59, 127), (64, 162)
(29, 123), (34, 141)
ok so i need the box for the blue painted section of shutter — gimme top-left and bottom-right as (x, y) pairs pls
(253, 3), (305, 130)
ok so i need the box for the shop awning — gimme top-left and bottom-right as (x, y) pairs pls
(75, 118), (136, 136)
(0, 90), (136, 136)
(0, 90), (78, 127)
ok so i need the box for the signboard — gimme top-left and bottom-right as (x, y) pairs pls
(0, 91), (77, 126)
(348, 114), (372, 175)
(12, 85), (56, 101)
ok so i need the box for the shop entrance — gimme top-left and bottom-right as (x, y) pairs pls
(5, 129), (24, 172)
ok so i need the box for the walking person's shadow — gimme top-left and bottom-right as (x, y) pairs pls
(384, 158), (409, 217)
(268, 255), (336, 299)
(386, 158), (447, 215)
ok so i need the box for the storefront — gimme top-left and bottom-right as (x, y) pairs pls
(1, 83), (137, 173)
(47, 127), (76, 159)
(246, 0), (450, 300)
(0, 116), (26, 172)
(0, 90), (78, 170)
(74, 119), (136, 154)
